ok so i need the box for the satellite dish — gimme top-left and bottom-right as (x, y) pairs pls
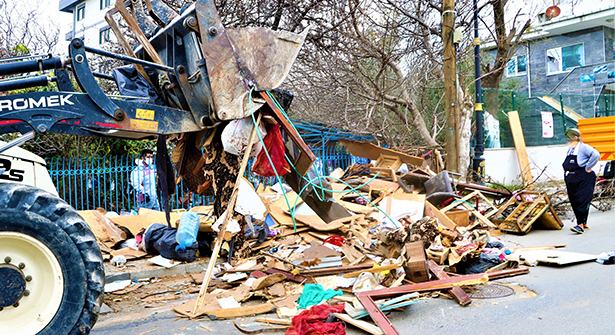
(546, 0), (561, 18)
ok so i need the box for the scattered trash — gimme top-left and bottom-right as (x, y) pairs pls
(80, 140), (598, 334)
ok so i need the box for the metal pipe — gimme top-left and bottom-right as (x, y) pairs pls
(83, 46), (174, 72)
(471, 0), (485, 184)
(0, 53), (51, 64)
(0, 57), (64, 76)
(66, 65), (115, 81)
(0, 75), (50, 92)
(0, 132), (35, 154)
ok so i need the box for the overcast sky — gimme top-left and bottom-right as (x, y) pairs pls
(28, 0), (615, 56)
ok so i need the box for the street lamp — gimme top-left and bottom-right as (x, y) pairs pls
(472, 0), (485, 184)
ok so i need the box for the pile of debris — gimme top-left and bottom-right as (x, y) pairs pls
(83, 141), (604, 335)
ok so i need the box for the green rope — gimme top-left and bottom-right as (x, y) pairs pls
(247, 89), (400, 230)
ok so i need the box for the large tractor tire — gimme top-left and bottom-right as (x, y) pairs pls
(0, 183), (104, 335)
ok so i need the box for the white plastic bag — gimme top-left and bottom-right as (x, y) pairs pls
(221, 117), (266, 157)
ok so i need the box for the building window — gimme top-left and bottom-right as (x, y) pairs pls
(546, 43), (584, 74)
(76, 4), (85, 22)
(506, 55), (527, 77)
(99, 27), (111, 45)
(100, 0), (112, 10)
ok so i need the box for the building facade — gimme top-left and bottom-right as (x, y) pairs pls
(59, 0), (114, 48)
(485, 5), (615, 147)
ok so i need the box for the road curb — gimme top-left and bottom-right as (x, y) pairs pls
(105, 259), (210, 283)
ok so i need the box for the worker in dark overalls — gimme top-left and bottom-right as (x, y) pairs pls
(562, 128), (600, 234)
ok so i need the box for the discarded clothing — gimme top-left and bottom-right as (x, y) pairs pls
(458, 253), (502, 274)
(142, 223), (198, 262)
(352, 272), (384, 293)
(296, 283), (343, 309)
(596, 251), (615, 265)
(286, 303), (345, 335)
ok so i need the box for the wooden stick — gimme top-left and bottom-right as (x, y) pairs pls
(192, 113), (262, 315)
(259, 250), (309, 270)
(254, 318), (293, 326)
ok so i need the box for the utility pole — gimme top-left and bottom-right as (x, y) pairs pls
(442, 0), (458, 173)
(472, 0), (485, 183)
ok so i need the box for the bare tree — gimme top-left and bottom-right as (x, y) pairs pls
(479, 0), (531, 116)
(0, 0), (60, 57)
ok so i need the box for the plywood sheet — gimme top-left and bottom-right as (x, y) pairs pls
(340, 139), (424, 166)
(517, 250), (597, 265)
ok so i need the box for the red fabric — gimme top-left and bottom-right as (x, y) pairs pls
(285, 304), (346, 335)
(252, 123), (291, 178)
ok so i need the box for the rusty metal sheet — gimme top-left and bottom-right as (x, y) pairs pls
(578, 116), (615, 160)
(145, 0), (178, 26)
(226, 27), (308, 91)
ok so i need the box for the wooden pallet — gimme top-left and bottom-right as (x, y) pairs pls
(439, 190), (499, 229)
(492, 191), (563, 234)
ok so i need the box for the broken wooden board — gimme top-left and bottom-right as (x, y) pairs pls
(427, 260), (471, 306)
(343, 263), (402, 278)
(110, 210), (182, 236)
(207, 302), (276, 320)
(173, 294), (220, 318)
(251, 273), (286, 290)
(508, 111), (534, 190)
(340, 139), (424, 167)
(425, 201), (457, 231)
(110, 247), (147, 260)
(515, 250), (597, 265)
(78, 210), (126, 246)
(293, 213), (361, 231)
(338, 199), (378, 214)
(334, 313), (384, 335)
(271, 293), (300, 309)
(303, 240), (342, 260)
(378, 193), (425, 225)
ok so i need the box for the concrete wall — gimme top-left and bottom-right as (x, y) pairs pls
(484, 144), (607, 184)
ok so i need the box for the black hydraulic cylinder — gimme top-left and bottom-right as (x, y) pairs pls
(0, 57), (64, 76)
(0, 75), (50, 92)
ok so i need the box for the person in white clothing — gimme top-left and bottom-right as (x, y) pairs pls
(130, 149), (160, 211)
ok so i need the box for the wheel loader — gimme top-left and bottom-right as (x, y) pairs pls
(0, 1), (324, 333)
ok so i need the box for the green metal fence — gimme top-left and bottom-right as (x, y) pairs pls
(481, 88), (615, 149)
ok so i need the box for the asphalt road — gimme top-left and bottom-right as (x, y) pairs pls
(92, 208), (615, 335)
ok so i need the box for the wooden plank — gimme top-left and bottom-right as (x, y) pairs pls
(339, 139), (424, 167)
(334, 313), (384, 335)
(508, 111), (534, 189)
(343, 263), (402, 278)
(207, 302), (276, 320)
(300, 263), (373, 276)
(192, 114), (262, 315)
(425, 201), (457, 230)
(355, 273), (488, 335)
(427, 260), (472, 306)
(255, 318), (293, 326)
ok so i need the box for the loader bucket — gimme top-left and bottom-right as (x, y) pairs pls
(196, 0), (308, 121)
(207, 27), (308, 122)
(226, 27), (308, 91)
